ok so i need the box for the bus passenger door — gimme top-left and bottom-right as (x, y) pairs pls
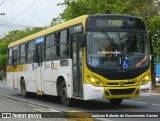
(71, 33), (83, 97)
(35, 43), (43, 94)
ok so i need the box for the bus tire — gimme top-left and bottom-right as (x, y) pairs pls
(60, 81), (71, 106)
(20, 79), (30, 98)
(109, 99), (123, 105)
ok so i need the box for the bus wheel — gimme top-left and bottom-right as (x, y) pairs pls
(109, 99), (123, 105)
(60, 81), (71, 106)
(21, 79), (29, 98)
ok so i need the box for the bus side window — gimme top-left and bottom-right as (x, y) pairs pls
(8, 48), (13, 65)
(59, 30), (69, 57)
(27, 40), (35, 62)
(19, 43), (26, 63)
(55, 32), (60, 57)
(13, 50), (18, 66)
(45, 34), (56, 60)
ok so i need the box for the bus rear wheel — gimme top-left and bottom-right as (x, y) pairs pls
(20, 79), (30, 98)
(60, 81), (71, 106)
(109, 99), (123, 105)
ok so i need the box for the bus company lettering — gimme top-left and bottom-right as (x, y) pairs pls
(51, 62), (54, 70)
(44, 63), (50, 70)
(51, 62), (58, 70)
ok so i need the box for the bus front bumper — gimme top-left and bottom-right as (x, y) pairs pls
(140, 81), (152, 96)
(83, 81), (151, 100)
(83, 84), (140, 100)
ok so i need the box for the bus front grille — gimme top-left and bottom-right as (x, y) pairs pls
(109, 88), (135, 95)
(107, 82), (136, 86)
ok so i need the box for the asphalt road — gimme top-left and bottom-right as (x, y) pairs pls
(0, 80), (160, 121)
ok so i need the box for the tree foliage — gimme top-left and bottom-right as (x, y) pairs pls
(60, 0), (160, 21)
(148, 16), (160, 57)
(50, 16), (63, 26)
(0, 27), (44, 74)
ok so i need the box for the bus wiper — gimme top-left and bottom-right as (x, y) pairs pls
(101, 31), (115, 50)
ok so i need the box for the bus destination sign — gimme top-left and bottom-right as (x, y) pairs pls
(86, 16), (146, 30)
(96, 19), (127, 28)
(108, 20), (124, 27)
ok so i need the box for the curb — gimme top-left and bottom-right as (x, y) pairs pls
(0, 93), (67, 113)
(151, 93), (160, 96)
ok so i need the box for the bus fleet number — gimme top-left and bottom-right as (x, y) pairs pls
(128, 79), (137, 83)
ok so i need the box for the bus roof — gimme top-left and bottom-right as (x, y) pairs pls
(8, 15), (88, 48)
(8, 14), (142, 48)
(89, 14), (141, 19)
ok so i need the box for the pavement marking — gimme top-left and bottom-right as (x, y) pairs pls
(124, 100), (148, 105)
(34, 108), (61, 112)
(66, 110), (94, 121)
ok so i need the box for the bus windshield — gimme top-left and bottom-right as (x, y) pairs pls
(87, 31), (149, 70)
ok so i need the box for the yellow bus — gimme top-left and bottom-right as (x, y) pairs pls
(7, 14), (152, 106)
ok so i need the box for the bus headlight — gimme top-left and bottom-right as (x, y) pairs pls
(139, 74), (150, 85)
(145, 75), (149, 81)
(90, 77), (104, 87)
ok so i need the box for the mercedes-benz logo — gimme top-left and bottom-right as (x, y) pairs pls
(120, 81), (124, 86)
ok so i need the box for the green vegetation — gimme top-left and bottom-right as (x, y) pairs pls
(60, 0), (159, 21)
